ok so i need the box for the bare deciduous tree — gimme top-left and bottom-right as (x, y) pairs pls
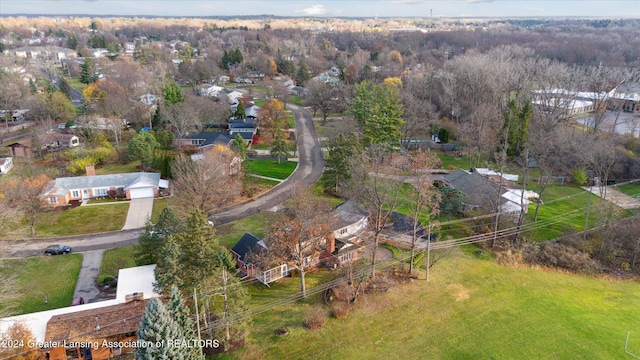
(170, 146), (242, 216)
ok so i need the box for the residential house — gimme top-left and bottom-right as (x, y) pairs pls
(200, 84), (223, 97)
(46, 132), (80, 149)
(218, 75), (230, 84)
(330, 199), (367, 263)
(44, 298), (148, 360)
(290, 86), (307, 96)
(177, 131), (233, 151)
(221, 89), (244, 105)
(0, 156), (13, 174)
(0, 265), (160, 358)
(140, 93), (158, 106)
(231, 200), (366, 285)
(442, 169), (535, 216)
(231, 232), (290, 285)
(6, 141), (32, 158)
(42, 170), (167, 206)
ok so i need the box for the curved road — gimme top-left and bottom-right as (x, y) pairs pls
(2, 105), (323, 258)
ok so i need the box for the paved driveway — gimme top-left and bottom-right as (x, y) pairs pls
(73, 250), (104, 302)
(122, 198), (154, 230)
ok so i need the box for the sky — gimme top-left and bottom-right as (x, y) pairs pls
(1, 0), (638, 18)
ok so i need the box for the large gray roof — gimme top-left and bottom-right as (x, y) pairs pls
(46, 172), (161, 196)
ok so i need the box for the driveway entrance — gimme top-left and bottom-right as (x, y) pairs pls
(122, 197), (154, 230)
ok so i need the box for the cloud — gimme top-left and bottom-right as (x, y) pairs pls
(302, 4), (327, 16)
(392, 0), (423, 3)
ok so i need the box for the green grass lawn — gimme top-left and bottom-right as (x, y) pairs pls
(100, 245), (138, 283)
(434, 150), (471, 170)
(94, 161), (141, 175)
(215, 213), (271, 248)
(525, 185), (604, 241)
(151, 197), (172, 224)
(615, 182), (640, 199)
(247, 160), (297, 180)
(234, 250), (640, 359)
(35, 203), (129, 237)
(0, 255), (82, 315)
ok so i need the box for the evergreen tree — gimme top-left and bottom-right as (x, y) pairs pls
(295, 58), (311, 86)
(270, 130), (289, 164)
(235, 100), (245, 119)
(233, 48), (243, 64)
(231, 133), (247, 160)
(163, 77), (185, 105)
(58, 77), (72, 99)
(79, 58), (97, 84)
(127, 131), (160, 171)
(503, 100), (532, 157)
(221, 50), (230, 70)
(324, 133), (362, 194)
(155, 209), (233, 295)
(28, 78), (37, 94)
(135, 206), (182, 266)
(137, 298), (185, 360)
(167, 285), (203, 360)
(154, 235), (184, 293)
(67, 33), (77, 50)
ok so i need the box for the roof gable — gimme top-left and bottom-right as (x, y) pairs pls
(231, 232), (265, 261)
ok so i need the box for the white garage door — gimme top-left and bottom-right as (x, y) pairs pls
(129, 188), (154, 199)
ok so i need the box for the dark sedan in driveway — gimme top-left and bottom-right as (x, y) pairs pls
(44, 244), (72, 255)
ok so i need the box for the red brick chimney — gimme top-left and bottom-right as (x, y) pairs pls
(85, 164), (96, 176)
(325, 233), (335, 256)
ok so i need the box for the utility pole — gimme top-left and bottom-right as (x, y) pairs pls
(193, 288), (201, 342)
(223, 267), (230, 341)
(426, 223), (431, 282)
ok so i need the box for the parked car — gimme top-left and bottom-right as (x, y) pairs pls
(44, 244), (72, 255)
(71, 296), (85, 306)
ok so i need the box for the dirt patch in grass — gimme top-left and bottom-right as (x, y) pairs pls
(446, 283), (471, 302)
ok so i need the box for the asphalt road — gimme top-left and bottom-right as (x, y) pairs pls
(1, 105), (324, 259)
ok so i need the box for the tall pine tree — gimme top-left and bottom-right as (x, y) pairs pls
(136, 298), (185, 360)
(167, 285), (203, 360)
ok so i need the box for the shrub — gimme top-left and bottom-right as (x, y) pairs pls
(572, 167), (587, 185)
(523, 242), (597, 273)
(303, 305), (328, 330)
(330, 301), (351, 319)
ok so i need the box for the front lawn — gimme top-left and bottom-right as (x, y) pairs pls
(100, 245), (138, 284)
(0, 255), (82, 315)
(215, 213), (271, 248)
(35, 203), (129, 237)
(236, 250), (640, 359)
(247, 159), (297, 180)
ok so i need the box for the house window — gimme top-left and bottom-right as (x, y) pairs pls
(71, 190), (80, 198)
(48, 196), (58, 204)
(95, 188), (108, 196)
(339, 228), (348, 235)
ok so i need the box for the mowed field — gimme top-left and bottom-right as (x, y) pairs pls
(237, 249), (640, 360)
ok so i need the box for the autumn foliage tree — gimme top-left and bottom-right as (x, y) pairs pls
(0, 322), (42, 360)
(258, 99), (286, 138)
(2, 174), (52, 237)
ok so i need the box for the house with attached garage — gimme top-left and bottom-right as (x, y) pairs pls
(41, 168), (168, 207)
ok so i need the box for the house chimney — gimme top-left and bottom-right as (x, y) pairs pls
(86, 164), (95, 176)
(325, 233), (335, 257)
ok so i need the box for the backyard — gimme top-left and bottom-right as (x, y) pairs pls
(230, 248), (640, 360)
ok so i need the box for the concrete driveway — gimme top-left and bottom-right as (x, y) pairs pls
(122, 197), (154, 230)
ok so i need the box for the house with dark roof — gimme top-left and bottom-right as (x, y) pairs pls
(176, 131), (233, 151)
(442, 169), (534, 216)
(42, 171), (166, 206)
(46, 132), (80, 149)
(231, 232), (290, 285)
(6, 141), (32, 158)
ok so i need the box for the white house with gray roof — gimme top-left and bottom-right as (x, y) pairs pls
(42, 171), (166, 206)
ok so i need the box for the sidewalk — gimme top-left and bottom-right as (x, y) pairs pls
(582, 186), (640, 209)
